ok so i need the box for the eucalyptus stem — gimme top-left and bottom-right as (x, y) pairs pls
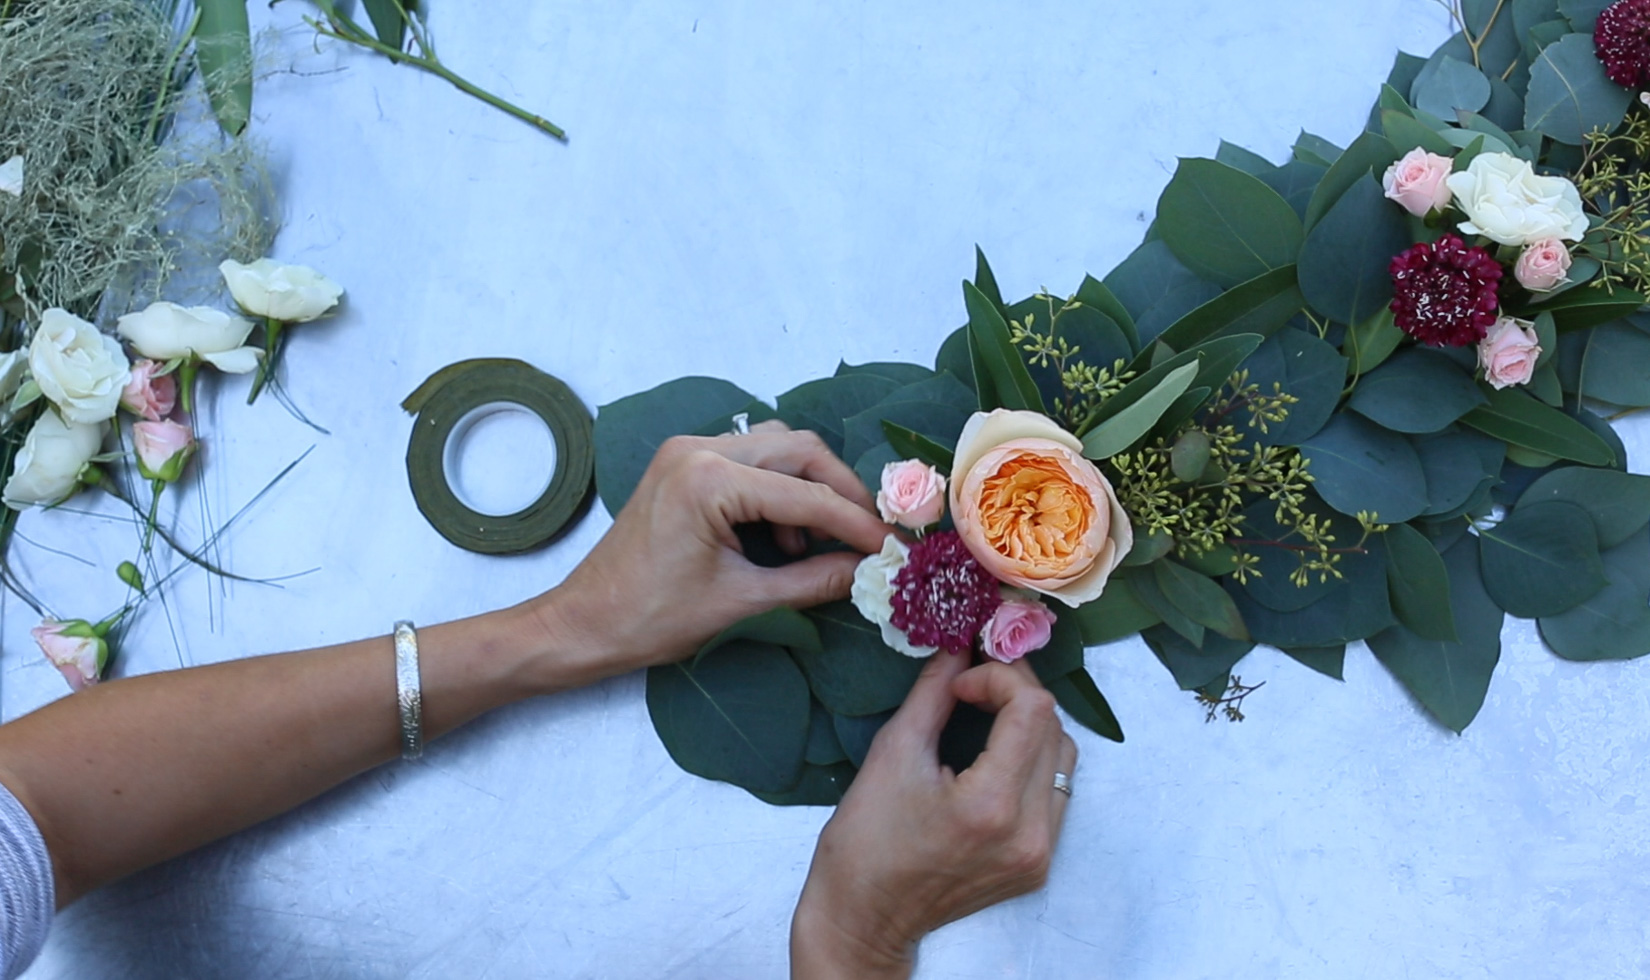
(143, 7), (201, 146)
(308, 14), (566, 141)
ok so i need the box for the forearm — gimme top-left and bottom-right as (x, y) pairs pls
(0, 596), (584, 907)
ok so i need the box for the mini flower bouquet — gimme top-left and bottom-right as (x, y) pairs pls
(596, 0), (1650, 806)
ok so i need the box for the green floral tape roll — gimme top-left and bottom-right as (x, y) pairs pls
(402, 358), (594, 554)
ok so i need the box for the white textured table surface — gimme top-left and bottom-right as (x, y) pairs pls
(11, 1), (1650, 977)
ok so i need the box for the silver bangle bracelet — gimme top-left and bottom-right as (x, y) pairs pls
(393, 620), (424, 760)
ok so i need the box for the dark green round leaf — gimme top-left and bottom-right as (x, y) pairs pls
(1411, 54), (1492, 119)
(1103, 240), (1221, 346)
(1346, 348), (1487, 434)
(752, 762), (856, 807)
(798, 600), (924, 716)
(1368, 535), (1503, 733)
(805, 700), (848, 766)
(1156, 158), (1305, 288)
(776, 374), (899, 456)
(1384, 522), (1458, 642)
(1259, 159), (1328, 220)
(1237, 497), (1343, 612)
(1539, 530), (1650, 661)
(1228, 534), (1395, 647)
(1301, 413), (1430, 523)
(1524, 33), (1633, 145)
(1518, 466), (1650, 549)
(1070, 577), (1162, 644)
(1026, 605), (1086, 686)
(841, 374), (976, 464)
(1282, 645), (1346, 680)
(1298, 175), (1412, 326)
(646, 639), (810, 794)
(1478, 500), (1607, 617)
(852, 441), (901, 497)
(1577, 320), (1650, 407)
(832, 710), (894, 768)
(1153, 559), (1250, 641)
(1239, 327), (1347, 445)
(835, 361), (935, 386)
(1142, 625), (1253, 691)
(1413, 428), (1505, 517)
(595, 377), (761, 514)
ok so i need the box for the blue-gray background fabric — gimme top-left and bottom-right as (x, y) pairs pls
(9, 2), (1650, 977)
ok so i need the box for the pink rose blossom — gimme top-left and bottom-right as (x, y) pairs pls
(1381, 148), (1455, 217)
(133, 419), (196, 483)
(981, 593), (1058, 664)
(1477, 316), (1542, 390)
(31, 619), (106, 692)
(119, 359), (176, 421)
(876, 458), (946, 530)
(1513, 238), (1572, 292)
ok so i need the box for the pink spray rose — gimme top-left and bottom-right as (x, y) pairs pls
(1381, 148), (1455, 217)
(1477, 316), (1542, 390)
(32, 619), (108, 692)
(119, 359), (177, 421)
(1513, 239), (1572, 292)
(981, 593), (1058, 664)
(133, 419), (196, 483)
(876, 458), (947, 530)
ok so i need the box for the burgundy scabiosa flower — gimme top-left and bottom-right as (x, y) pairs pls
(1596, 0), (1650, 88)
(1388, 234), (1504, 347)
(889, 530), (1002, 651)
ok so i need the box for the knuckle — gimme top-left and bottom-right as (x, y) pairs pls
(1005, 831), (1052, 884)
(961, 794), (1018, 839)
(1023, 689), (1057, 720)
(670, 447), (727, 491)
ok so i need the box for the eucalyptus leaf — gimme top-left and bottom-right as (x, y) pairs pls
(1292, 131), (1343, 167)
(1151, 265), (1302, 355)
(1081, 362), (1199, 459)
(841, 373), (975, 464)
(832, 710), (893, 768)
(1517, 466), (1650, 548)
(804, 701), (848, 766)
(1104, 240), (1221, 347)
(1304, 131), (1401, 230)
(1153, 559), (1250, 641)
(1459, 386), (1616, 466)
(695, 608), (822, 666)
(1343, 309), (1405, 380)
(1132, 573), (1206, 647)
(1070, 578), (1162, 644)
(1577, 320), (1650, 407)
(1381, 108), (1456, 155)
(362, 0), (414, 49)
(973, 246), (1006, 308)
(1558, 0), (1611, 31)
(595, 377), (763, 515)
(776, 374), (899, 456)
(1411, 54), (1492, 119)
(1524, 33), (1633, 145)
(1046, 669), (1125, 743)
(1142, 625), (1253, 691)
(646, 639), (810, 794)
(1075, 275), (1141, 353)
(1258, 160), (1328, 220)
(1301, 413), (1430, 523)
(1478, 499), (1607, 617)
(1299, 175), (1413, 326)
(1155, 159), (1305, 288)
(1026, 606), (1086, 687)
(1367, 536), (1503, 733)
(1414, 428), (1506, 517)
(835, 361), (936, 386)
(1241, 326), (1347, 446)
(964, 281), (1044, 413)
(1218, 140), (1275, 174)
(1228, 534), (1396, 647)
(798, 601), (924, 716)
(752, 761), (856, 807)
(1384, 522), (1458, 642)
(1346, 347), (1487, 434)
(880, 420), (955, 474)
(1283, 645), (1347, 680)
(1539, 529), (1650, 661)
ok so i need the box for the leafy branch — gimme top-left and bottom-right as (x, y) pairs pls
(308, 0), (566, 142)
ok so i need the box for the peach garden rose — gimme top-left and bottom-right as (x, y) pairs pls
(949, 409), (1133, 607)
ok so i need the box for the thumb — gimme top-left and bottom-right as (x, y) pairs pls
(876, 650), (970, 757)
(753, 551), (861, 610)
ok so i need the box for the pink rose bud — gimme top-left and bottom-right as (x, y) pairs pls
(981, 594), (1057, 664)
(119, 359), (177, 421)
(31, 619), (108, 692)
(1381, 147), (1455, 217)
(1513, 238), (1572, 292)
(132, 418), (196, 483)
(1477, 316), (1542, 390)
(876, 459), (947, 530)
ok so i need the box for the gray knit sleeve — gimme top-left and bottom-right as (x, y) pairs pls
(0, 781), (52, 980)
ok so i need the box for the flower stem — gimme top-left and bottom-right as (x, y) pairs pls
(178, 360), (199, 416)
(248, 317), (282, 405)
(142, 479), (163, 554)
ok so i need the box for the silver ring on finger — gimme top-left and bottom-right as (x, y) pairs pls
(1053, 771), (1073, 798)
(728, 412), (751, 436)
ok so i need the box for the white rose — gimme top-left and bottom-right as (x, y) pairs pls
(220, 258), (343, 323)
(29, 309), (130, 424)
(1444, 152), (1589, 246)
(0, 155), (22, 197)
(116, 302), (261, 374)
(3, 410), (104, 509)
(850, 534), (937, 659)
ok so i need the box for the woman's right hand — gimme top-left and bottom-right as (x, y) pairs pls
(790, 652), (1078, 978)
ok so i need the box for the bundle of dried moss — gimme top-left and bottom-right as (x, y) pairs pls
(0, 0), (272, 331)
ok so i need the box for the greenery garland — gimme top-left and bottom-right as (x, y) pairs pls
(595, 0), (1650, 806)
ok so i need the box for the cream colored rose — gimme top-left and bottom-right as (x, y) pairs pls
(1477, 316), (1542, 390)
(950, 409), (1133, 607)
(1445, 152), (1588, 246)
(29, 309), (130, 424)
(220, 258), (343, 323)
(3, 410), (104, 509)
(116, 302), (261, 373)
(851, 534), (938, 658)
